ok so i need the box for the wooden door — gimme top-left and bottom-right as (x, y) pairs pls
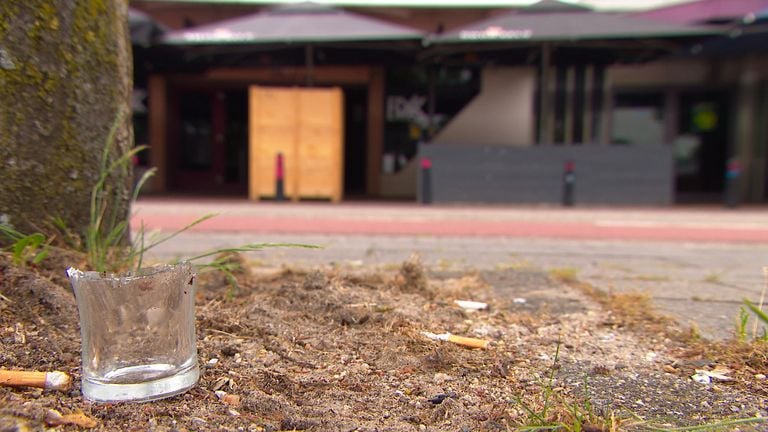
(248, 87), (299, 199)
(297, 88), (343, 201)
(249, 86), (343, 201)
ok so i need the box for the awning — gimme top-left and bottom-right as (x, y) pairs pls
(633, 0), (768, 25)
(162, 2), (424, 45)
(683, 7), (768, 57)
(427, 9), (720, 45)
(129, 8), (167, 46)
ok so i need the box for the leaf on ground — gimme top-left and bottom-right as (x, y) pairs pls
(45, 409), (98, 429)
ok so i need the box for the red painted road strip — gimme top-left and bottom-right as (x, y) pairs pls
(131, 214), (768, 243)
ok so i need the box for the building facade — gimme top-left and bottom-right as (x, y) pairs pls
(131, 0), (768, 205)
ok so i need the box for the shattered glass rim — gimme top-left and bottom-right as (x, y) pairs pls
(66, 261), (193, 282)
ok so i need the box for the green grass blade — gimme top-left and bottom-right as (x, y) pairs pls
(32, 249), (50, 265)
(0, 224), (25, 242)
(744, 299), (768, 325)
(137, 213), (218, 257)
(131, 167), (157, 204)
(183, 243), (321, 263)
(134, 221), (147, 272)
(100, 145), (147, 187)
(12, 236), (32, 258)
(104, 221), (129, 248)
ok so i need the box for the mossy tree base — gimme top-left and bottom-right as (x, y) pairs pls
(0, 1), (133, 239)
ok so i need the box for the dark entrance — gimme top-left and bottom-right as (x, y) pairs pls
(170, 89), (249, 195)
(675, 91), (729, 203)
(343, 87), (368, 198)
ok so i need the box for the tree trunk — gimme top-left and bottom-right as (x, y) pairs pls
(0, 1), (133, 240)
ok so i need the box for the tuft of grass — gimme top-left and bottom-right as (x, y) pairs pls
(745, 266), (768, 341)
(496, 259), (533, 271)
(0, 225), (50, 267)
(553, 268), (683, 341)
(630, 274), (671, 282)
(702, 272), (724, 284)
(736, 307), (751, 342)
(743, 300), (768, 342)
(436, 258), (456, 270)
(734, 266), (768, 342)
(549, 267), (579, 284)
(513, 341), (624, 432)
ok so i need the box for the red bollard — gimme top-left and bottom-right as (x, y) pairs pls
(420, 157), (432, 205)
(275, 153), (285, 201)
(725, 157), (741, 208)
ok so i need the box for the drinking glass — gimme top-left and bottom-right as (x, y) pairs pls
(67, 262), (199, 402)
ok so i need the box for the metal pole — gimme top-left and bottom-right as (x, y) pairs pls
(563, 160), (575, 206)
(427, 66), (437, 139)
(538, 43), (552, 144)
(725, 157), (741, 208)
(305, 45), (314, 87)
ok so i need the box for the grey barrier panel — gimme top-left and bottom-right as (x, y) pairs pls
(418, 144), (673, 205)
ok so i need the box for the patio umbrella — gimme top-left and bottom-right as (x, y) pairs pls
(162, 2), (423, 45)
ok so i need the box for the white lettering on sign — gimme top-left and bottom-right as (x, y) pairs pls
(459, 26), (533, 40)
(386, 95), (429, 128)
(181, 29), (256, 43)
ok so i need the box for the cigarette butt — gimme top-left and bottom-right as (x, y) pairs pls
(454, 300), (489, 311)
(0, 370), (71, 391)
(446, 335), (491, 349)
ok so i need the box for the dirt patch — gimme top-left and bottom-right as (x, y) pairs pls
(1, 253), (766, 431)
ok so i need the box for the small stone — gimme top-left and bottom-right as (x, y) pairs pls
(428, 392), (457, 405)
(223, 394), (242, 407)
(434, 372), (453, 384)
(755, 374), (766, 380)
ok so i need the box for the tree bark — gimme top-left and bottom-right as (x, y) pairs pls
(0, 1), (133, 239)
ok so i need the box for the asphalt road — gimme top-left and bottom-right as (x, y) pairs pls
(132, 199), (768, 341)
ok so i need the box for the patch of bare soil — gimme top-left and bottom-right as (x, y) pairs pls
(1, 252), (766, 431)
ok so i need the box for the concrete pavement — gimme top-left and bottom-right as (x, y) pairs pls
(132, 198), (768, 340)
